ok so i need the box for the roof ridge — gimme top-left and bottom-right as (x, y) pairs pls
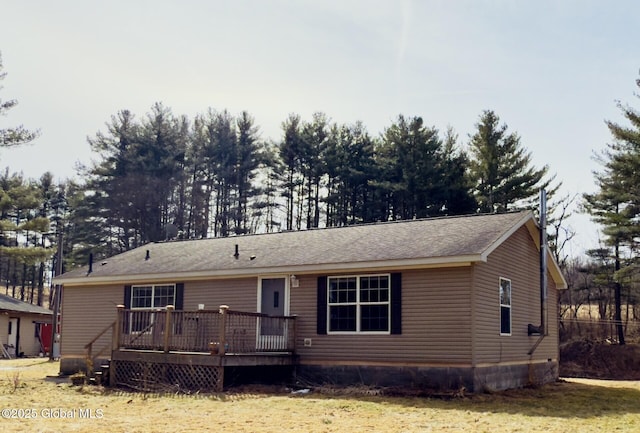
(155, 210), (531, 245)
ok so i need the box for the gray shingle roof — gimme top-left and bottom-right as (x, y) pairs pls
(57, 211), (536, 285)
(0, 293), (53, 315)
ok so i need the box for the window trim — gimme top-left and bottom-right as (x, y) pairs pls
(499, 277), (512, 336)
(327, 273), (391, 335)
(130, 283), (177, 310)
(129, 284), (177, 334)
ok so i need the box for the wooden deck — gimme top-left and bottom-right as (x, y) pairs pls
(112, 349), (297, 367)
(85, 305), (297, 391)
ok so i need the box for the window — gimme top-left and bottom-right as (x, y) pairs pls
(500, 277), (511, 335)
(131, 284), (176, 309)
(130, 284), (176, 332)
(328, 275), (390, 333)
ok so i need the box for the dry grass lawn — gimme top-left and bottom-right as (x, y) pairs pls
(1, 358), (639, 432)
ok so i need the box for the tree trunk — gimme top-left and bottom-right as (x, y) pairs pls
(614, 244), (625, 345)
(314, 178), (321, 228)
(37, 262), (45, 306)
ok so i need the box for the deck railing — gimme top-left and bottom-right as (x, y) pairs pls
(225, 310), (297, 353)
(113, 305), (296, 354)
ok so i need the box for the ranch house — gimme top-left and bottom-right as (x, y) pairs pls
(55, 210), (566, 392)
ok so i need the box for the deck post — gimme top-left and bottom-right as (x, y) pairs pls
(219, 305), (229, 355)
(292, 314), (298, 353)
(110, 305), (125, 387)
(114, 304), (124, 351)
(164, 305), (174, 353)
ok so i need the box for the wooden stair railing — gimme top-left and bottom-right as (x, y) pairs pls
(84, 321), (115, 374)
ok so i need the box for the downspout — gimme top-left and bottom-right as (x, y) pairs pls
(528, 189), (547, 355)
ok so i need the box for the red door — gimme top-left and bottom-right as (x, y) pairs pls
(39, 323), (52, 354)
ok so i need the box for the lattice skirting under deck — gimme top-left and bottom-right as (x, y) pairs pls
(111, 359), (223, 392)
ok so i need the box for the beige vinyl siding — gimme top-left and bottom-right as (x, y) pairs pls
(61, 284), (123, 356)
(472, 226), (559, 364)
(183, 278), (257, 312)
(61, 278), (259, 358)
(16, 313), (49, 356)
(20, 315), (38, 356)
(291, 268), (473, 365)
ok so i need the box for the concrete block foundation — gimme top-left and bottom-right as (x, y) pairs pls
(296, 360), (558, 392)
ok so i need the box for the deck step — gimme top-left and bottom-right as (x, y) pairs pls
(88, 360), (111, 386)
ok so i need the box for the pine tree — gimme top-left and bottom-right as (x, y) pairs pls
(134, 103), (186, 242)
(82, 109), (141, 251)
(376, 115), (459, 220)
(209, 110), (236, 237)
(279, 114), (304, 230)
(189, 109), (219, 239)
(324, 122), (377, 226)
(0, 170), (52, 301)
(468, 110), (548, 213)
(438, 128), (476, 215)
(300, 113), (329, 229)
(79, 104), (186, 251)
(0, 53), (39, 147)
(0, 54), (51, 305)
(583, 71), (640, 345)
(252, 140), (283, 233)
(63, 179), (105, 265)
(234, 111), (262, 235)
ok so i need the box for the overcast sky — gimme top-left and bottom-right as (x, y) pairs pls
(1, 0), (639, 256)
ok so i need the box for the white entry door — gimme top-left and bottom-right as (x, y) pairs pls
(257, 277), (288, 351)
(7, 318), (18, 357)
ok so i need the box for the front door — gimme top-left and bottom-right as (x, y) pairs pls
(7, 318), (18, 357)
(258, 277), (288, 350)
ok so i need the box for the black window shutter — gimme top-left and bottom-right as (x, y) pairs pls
(173, 283), (185, 335)
(124, 285), (132, 308)
(390, 272), (402, 335)
(175, 283), (184, 310)
(123, 285), (132, 335)
(317, 276), (328, 335)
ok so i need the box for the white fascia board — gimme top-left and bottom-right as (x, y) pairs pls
(56, 255), (483, 287)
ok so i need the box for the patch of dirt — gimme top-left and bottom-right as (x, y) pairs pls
(560, 339), (640, 380)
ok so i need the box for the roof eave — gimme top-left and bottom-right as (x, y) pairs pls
(0, 309), (53, 315)
(55, 254), (484, 287)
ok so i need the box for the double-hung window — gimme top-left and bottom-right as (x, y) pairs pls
(328, 274), (390, 333)
(130, 284), (176, 332)
(131, 284), (176, 309)
(499, 277), (512, 335)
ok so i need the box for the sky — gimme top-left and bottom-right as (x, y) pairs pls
(0, 0), (639, 257)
